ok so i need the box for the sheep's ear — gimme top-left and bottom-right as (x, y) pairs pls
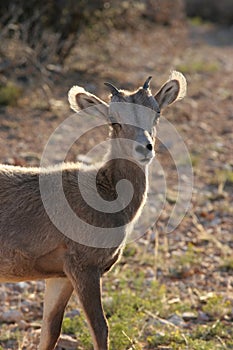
(68, 86), (109, 120)
(154, 71), (187, 110)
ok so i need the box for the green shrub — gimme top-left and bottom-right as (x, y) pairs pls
(0, 83), (22, 106)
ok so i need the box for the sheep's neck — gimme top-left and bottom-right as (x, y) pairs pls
(96, 157), (148, 223)
(64, 157), (148, 234)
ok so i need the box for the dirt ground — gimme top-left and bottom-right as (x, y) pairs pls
(0, 19), (232, 349)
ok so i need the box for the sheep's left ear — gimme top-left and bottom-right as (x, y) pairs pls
(68, 85), (109, 121)
(154, 71), (187, 110)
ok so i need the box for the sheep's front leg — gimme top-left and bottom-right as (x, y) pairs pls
(65, 264), (109, 350)
(39, 277), (73, 350)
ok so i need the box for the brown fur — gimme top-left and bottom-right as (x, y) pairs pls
(0, 72), (186, 350)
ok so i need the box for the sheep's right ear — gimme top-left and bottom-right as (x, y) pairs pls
(68, 86), (109, 120)
(154, 71), (187, 110)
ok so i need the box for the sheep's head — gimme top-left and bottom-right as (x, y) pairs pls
(68, 71), (187, 166)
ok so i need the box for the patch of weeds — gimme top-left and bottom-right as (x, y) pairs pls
(192, 321), (233, 347)
(189, 16), (210, 26)
(177, 243), (200, 265)
(62, 315), (92, 349)
(184, 338), (223, 350)
(104, 291), (144, 349)
(190, 152), (201, 167)
(169, 243), (201, 278)
(202, 295), (232, 320)
(108, 319), (141, 350)
(147, 329), (185, 348)
(0, 328), (18, 342)
(123, 244), (138, 258)
(0, 83), (22, 106)
(0, 326), (20, 349)
(167, 303), (195, 316)
(104, 277), (166, 318)
(147, 322), (233, 349)
(210, 169), (233, 186)
(31, 99), (50, 111)
(102, 273), (168, 349)
(177, 60), (220, 74)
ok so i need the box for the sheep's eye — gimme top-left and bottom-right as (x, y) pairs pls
(111, 123), (122, 132)
(153, 113), (160, 126)
(150, 127), (156, 138)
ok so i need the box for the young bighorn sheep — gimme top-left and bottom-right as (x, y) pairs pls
(0, 71), (186, 350)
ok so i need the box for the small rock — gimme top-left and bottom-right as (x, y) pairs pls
(3, 157), (15, 165)
(209, 217), (221, 226)
(198, 311), (210, 322)
(57, 334), (79, 350)
(65, 309), (80, 318)
(155, 331), (165, 337)
(20, 152), (40, 163)
(18, 319), (30, 330)
(145, 267), (156, 278)
(166, 190), (178, 204)
(149, 231), (156, 243)
(30, 322), (42, 329)
(0, 290), (7, 301)
(168, 297), (180, 305)
(46, 64), (62, 73)
(182, 312), (198, 321)
(14, 282), (30, 292)
(35, 281), (45, 292)
(0, 310), (23, 323)
(103, 296), (113, 308)
(167, 314), (185, 327)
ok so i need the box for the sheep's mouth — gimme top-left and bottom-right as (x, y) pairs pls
(138, 156), (153, 165)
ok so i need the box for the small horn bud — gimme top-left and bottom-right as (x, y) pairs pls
(143, 76), (152, 90)
(104, 82), (121, 96)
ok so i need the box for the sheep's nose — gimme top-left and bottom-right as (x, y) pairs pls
(146, 143), (153, 151)
(136, 144), (153, 156)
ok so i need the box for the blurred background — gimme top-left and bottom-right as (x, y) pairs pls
(0, 1), (232, 349)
